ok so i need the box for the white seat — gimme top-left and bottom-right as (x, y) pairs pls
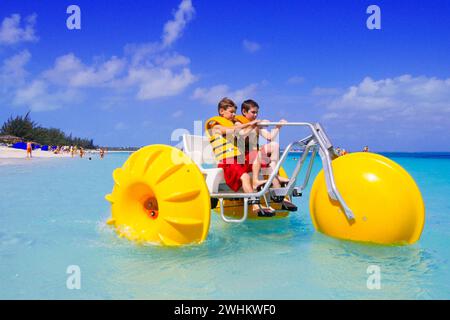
(182, 134), (225, 193)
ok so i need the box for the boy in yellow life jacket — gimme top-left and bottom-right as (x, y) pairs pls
(205, 97), (275, 216)
(235, 99), (297, 212)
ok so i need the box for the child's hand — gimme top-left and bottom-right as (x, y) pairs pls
(250, 119), (260, 127)
(276, 119), (287, 129)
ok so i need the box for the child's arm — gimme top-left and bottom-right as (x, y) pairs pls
(210, 120), (260, 136)
(259, 119), (287, 141)
(210, 124), (236, 136)
(234, 120), (260, 137)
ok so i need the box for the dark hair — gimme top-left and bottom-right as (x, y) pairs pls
(241, 99), (259, 113)
(218, 97), (237, 113)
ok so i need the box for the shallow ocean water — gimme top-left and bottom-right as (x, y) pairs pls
(0, 152), (448, 299)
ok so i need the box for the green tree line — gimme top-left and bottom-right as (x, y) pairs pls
(1, 112), (95, 149)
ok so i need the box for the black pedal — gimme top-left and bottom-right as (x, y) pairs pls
(248, 198), (260, 205)
(270, 195), (285, 203)
(292, 189), (302, 197)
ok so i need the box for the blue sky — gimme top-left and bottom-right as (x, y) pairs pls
(0, 0), (449, 151)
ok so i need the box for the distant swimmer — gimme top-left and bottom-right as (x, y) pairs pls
(99, 148), (105, 159)
(363, 146), (369, 152)
(26, 141), (32, 159)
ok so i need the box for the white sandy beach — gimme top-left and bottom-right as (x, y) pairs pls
(0, 146), (72, 159)
(0, 146), (133, 165)
(0, 146), (74, 165)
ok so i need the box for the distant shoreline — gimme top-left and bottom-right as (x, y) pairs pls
(2, 145), (449, 166)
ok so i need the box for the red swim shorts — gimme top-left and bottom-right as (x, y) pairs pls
(218, 152), (270, 192)
(218, 157), (252, 192)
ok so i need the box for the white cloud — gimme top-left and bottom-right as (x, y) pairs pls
(287, 76), (305, 85)
(13, 80), (80, 111)
(124, 42), (160, 67)
(0, 14), (38, 45)
(154, 53), (190, 68)
(43, 54), (126, 88)
(323, 75), (450, 123)
(1, 50), (31, 87)
(162, 0), (195, 48)
(2, 0), (198, 111)
(242, 39), (261, 53)
(192, 83), (258, 105)
(126, 67), (196, 100)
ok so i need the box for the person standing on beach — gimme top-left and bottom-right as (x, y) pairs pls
(26, 141), (32, 159)
(79, 147), (84, 158)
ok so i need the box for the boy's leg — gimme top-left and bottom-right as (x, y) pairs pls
(240, 173), (253, 193)
(260, 143), (282, 188)
(240, 173), (274, 214)
(249, 151), (266, 190)
(261, 142), (289, 186)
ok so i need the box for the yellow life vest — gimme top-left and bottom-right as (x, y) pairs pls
(234, 115), (249, 124)
(205, 116), (241, 161)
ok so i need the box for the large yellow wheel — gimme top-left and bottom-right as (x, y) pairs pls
(309, 152), (425, 245)
(105, 145), (211, 246)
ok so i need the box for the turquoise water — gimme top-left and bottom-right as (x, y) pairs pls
(0, 152), (449, 299)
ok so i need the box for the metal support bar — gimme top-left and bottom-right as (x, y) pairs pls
(212, 121), (355, 222)
(284, 140), (315, 198)
(219, 197), (249, 223)
(300, 147), (318, 191)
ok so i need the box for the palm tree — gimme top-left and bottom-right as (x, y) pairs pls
(0, 111), (36, 141)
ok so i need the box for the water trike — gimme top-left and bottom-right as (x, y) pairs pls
(105, 121), (425, 246)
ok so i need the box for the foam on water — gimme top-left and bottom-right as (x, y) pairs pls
(0, 152), (448, 299)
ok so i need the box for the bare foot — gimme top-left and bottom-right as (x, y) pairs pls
(251, 205), (275, 216)
(277, 176), (290, 184)
(252, 179), (267, 190)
